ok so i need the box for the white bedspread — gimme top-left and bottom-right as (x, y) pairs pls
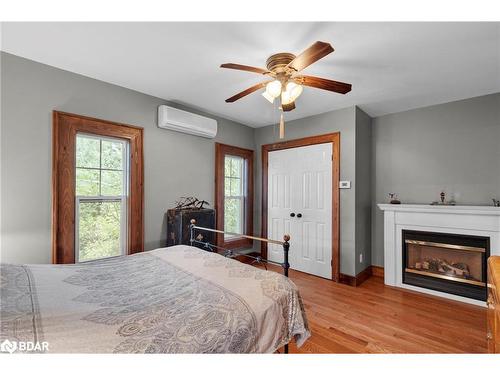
(0, 245), (310, 353)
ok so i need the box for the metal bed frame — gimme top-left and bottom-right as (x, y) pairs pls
(189, 219), (291, 353)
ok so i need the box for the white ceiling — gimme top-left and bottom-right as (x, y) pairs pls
(2, 22), (499, 127)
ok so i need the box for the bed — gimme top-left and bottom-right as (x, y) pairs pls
(0, 244), (310, 353)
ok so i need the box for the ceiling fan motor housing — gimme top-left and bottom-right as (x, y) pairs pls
(266, 53), (296, 73)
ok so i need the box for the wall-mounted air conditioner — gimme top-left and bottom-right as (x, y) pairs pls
(157, 105), (217, 138)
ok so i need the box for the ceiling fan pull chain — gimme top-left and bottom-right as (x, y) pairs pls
(279, 112), (285, 139)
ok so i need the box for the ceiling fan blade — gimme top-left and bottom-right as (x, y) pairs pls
(220, 63), (270, 75)
(287, 41), (334, 72)
(295, 75), (352, 94)
(225, 81), (271, 103)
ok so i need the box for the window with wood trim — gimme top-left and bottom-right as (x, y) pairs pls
(75, 134), (129, 262)
(215, 143), (254, 249)
(52, 111), (144, 264)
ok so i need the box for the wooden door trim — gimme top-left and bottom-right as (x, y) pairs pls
(261, 132), (340, 282)
(52, 111), (144, 264)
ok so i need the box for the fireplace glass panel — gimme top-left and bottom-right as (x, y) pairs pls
(405, 241), (485, 286)
(402, 230), (489, 301)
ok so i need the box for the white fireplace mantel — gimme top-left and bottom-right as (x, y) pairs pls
(378, 204), (500, 306)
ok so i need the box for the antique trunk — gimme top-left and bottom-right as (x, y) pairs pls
(166, 208), (215, 249)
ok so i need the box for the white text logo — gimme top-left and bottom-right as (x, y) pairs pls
(0, 339), (49, 353)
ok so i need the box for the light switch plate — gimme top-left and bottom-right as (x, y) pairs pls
(339, 181), (351, 189)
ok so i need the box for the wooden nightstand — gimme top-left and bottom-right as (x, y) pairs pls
(487, 256), (500, 353)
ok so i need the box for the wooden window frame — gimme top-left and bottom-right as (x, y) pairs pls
(52, 111), (144, 264)
(215, 143), (254, 249)
(261, 132), (340, 282)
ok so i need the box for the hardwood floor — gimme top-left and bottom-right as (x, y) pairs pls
(269, 265), (488, 353)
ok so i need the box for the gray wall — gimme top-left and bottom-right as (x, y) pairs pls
(371, 93), (500, 266)
(354, 107), (372, 274)
(0, 52), (254, 264)
(254, 107), (360, 276)
(3, 52), (498, 275)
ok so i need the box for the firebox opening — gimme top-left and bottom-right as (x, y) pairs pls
(402, 230), (489, 301)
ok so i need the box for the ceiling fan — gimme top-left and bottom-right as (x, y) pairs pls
(220, 41), (352, 138)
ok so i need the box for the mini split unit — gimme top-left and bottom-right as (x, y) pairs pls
(157, 105), (218, 138)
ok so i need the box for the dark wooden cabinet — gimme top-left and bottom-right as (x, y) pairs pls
(166, 209), (215, 250)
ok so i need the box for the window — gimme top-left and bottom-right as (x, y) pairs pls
(215, 143), (254, 248)
(52, 111), (144, 264)
(75, 134), (129, 262)
(224, 155), (245, 239)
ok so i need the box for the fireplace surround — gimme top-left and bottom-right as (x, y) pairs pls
(378, 204), (500, 305)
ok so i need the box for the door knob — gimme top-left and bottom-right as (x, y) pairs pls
(297, 213), (302, 218)
(290, 213), (296, 217)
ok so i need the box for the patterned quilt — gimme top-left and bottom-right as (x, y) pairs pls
(0, 245), (310, 353)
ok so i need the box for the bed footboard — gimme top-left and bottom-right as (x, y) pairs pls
(189, 219), (291, 354)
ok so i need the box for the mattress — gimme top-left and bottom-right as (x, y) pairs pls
(0, 245), (310, 353)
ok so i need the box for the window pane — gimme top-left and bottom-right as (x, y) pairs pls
(230, 177), (242, 196)
(101, 170), (123, 196)
(224, 177), (231, 196)
(101, 140), (123, 170)
(224, 198), (242, 234)
(230, 157), (243, 178)
(76, 168), (100, 196)
(224, 156), (232, 177)
(76, 136), (100, 168)
(78, 200), (122, 262)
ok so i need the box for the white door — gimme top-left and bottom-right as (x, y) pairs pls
(267, 143), (333, 279)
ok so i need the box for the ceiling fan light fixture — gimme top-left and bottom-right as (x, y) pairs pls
(265, 80), (282, 98)
(281, 101), (296, 112)
(221, 41), (351, 111)
(285, 81), (303, 101)
(281, 90), (293, 105)
(262, 91), (275, 103)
